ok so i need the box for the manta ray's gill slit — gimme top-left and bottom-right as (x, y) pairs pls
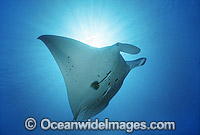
(99, 71), (111, 83)
(102, 86), (112, 98)
(76, 103), (90, 120)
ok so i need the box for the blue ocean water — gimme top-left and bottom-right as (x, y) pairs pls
(0, 0), (200, 135)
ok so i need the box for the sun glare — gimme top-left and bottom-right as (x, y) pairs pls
(72, 21), (115, 48)
(60, 1), (127, 48)
(80, 30), (111, 48)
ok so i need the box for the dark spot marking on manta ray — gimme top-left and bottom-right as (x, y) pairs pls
(108, 82), (111, 85)
(91, 81), (100, 90)
(68, 56), (70, 58)
(97, 75), (100, 77)
(115, 79), (118, 82)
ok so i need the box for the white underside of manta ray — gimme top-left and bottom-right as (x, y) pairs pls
(38, 35), (146, 120)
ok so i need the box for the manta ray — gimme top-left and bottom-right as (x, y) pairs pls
(38, 35), (146, 120)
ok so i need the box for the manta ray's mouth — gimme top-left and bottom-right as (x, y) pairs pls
(91, 81), (100, 90)
(91, 71), (112, 90)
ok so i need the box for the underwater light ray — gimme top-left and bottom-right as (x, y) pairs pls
(60, 0), (132, 48)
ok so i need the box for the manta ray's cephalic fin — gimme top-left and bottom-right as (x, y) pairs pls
(126, 58), (147, 69)
(114, 42), (141, 54)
